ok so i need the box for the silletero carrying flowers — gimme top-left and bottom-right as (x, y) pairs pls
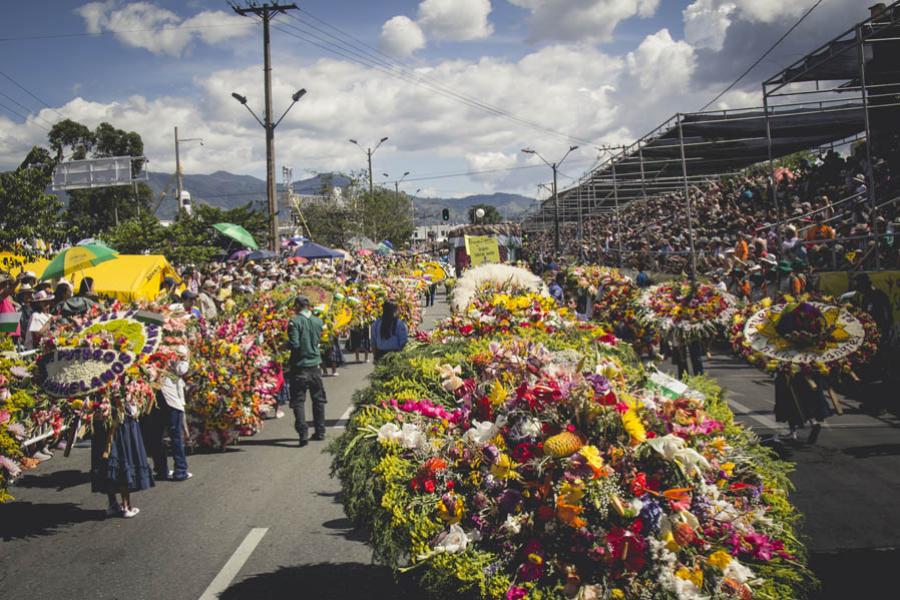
(638, 281), (738, 344)
(332, 266), (816, 600)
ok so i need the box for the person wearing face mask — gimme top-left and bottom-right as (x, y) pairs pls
(157, 345), (193, 481)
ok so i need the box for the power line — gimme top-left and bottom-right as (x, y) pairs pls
(0, 90), (56, 128)
(0, 69), (66, 120)
(0, 99), (49, 130)
(699, 0), (825, 111)
(275, 11), (594, 146)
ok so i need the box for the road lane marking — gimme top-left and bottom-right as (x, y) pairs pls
(726, 394), (781, 431)
(198, 527), (268, 600)
(330, 404), (355, 429)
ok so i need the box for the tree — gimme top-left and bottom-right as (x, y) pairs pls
(102, 211), (168, 255)
(303, 202), (354, 248)
(47, 120), (153, 237)
(358, 187), (414, 247)
(468, 203), (502, 224)
(0, 147), (64, 252)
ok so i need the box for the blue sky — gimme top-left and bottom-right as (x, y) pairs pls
(0, 0), (871, 198)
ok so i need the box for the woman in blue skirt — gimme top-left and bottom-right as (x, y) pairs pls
(91, 412), (155, 518)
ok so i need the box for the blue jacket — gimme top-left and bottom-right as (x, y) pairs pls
(371, 318), (408, 352)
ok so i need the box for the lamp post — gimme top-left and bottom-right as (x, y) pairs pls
(231, 87), (307, 250)
(349, 137), (389, 195)
(522, 145), (579, 255)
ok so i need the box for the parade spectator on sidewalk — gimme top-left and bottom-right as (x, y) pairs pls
(0, 271), (22, 338)
(24, 290), (54, 350)
(287, 295), (327, 446)
(371, 301), (408, 363)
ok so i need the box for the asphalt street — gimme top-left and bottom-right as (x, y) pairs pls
(2, 293), (898, 599)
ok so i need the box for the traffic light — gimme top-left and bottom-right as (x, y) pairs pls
(442, 208), (450, 221)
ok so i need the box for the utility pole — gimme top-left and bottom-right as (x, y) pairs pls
(232, 2), (299, 251)
(174, 126), (182, 202)
(349, 137), (389, 197)
(522, 146), (578, 256)
(173, 127), (203, 212)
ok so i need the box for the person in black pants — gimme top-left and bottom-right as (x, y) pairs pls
(287, 295), (327, 446)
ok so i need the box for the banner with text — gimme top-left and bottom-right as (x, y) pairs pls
(464, 235), (501, 267)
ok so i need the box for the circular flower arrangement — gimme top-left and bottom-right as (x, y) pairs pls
(565, 265), (653, 354)
(638, 282), (738, 343)
(730, 297), (879, 376)
(332, 284), (816, 600)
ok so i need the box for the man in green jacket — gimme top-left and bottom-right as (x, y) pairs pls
(287, 295), (327, 446)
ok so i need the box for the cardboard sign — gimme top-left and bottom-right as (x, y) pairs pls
(464, 235), (501, 267)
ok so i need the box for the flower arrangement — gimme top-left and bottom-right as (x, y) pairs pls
(332, 285), (815, 600)
(36, 308), (187, 430)
(188, 317), (277, 449)
(730, 296), (879, 377)
(0, 337), (38, 502)
(451, 264), (547, 314)
(638, 282), (738, 344)
(565, 265), (654, 354)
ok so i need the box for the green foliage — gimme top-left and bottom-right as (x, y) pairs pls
(358, 186), (414, 247)
(467, 204), (502, 224)
(0, 147), (64, 249)
(101, 202), (269, 264)
(302, 202), (356, 248)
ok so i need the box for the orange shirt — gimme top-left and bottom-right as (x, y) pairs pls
(806, 224), (835, 241)
(735, 240), (749, 261)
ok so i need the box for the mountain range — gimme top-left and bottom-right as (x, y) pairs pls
(146, 171), (533, 224)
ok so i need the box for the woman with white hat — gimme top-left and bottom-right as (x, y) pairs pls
(24, 290), (55, 350)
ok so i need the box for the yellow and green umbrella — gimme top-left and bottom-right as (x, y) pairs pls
(40, 244), (119, 281)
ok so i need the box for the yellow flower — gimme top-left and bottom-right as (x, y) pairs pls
(435, 492), (465, 524)
(720, 462), (735, 477)
(578, 445), (607, 477)
(621, 409), (647, 445)
(611, 591), (625, 600)
(558, 481), (585, 505)
(490, 453), (519, 480)
(676, 566), (704, 588)
(708, 550), (733, 570)
(488, 380), (507, 407)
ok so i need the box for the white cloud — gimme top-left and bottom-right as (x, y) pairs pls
(625, 29), (696, 94)
(0, 29), (761, 197)
(682, 0), (816, 50)
(380, 16), (426, 57)
(417, 0), (493, 41)
(465, 151), (518, 187)
(74, 1), (254, 56)
(508, 0), (660, 44)
(683, 0), (735, 50)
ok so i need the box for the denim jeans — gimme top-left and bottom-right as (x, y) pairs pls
(166, 407), (189, 479)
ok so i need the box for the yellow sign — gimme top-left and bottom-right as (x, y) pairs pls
(816, 270), (900, 322)
(464, 235), (501, 267)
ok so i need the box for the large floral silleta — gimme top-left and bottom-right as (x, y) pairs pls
(730, 297), (879, 377)
(638, 282), (738, 344)
(332, 283), (815, 599)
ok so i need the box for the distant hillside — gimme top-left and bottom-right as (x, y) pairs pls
(144, 171), (532, 222)
(148, 171), (352, 219)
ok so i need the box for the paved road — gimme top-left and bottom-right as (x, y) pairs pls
(2, 294), (897, 599)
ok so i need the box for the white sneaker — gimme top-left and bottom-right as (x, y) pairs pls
(173, 472), (193, 481)
(275, 410), (285, 419)
(33, 450), (53, 461)
(122, 507), (140, 518)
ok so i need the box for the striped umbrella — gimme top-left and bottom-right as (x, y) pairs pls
(40, 244), (119, 281)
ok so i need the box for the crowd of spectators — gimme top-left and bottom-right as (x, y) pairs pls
(525, 146), (900, 300)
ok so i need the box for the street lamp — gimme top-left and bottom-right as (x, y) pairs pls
(521, 145), (578, 255)
(231, 87), (307, 250)
(349, 136), (389, 195)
